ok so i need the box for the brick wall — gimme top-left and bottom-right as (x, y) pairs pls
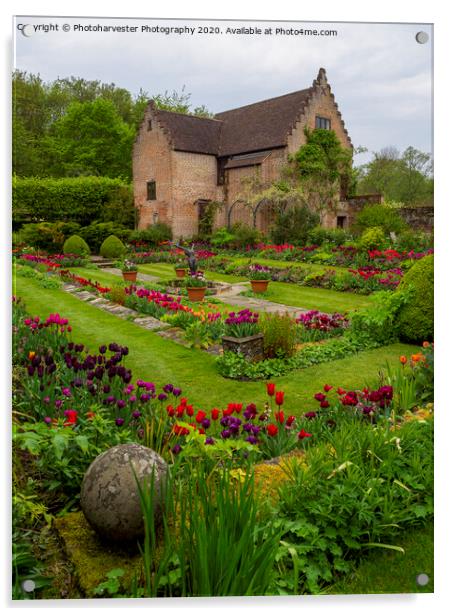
(133, 106), (173, 229)
(171, 151), (220, 238)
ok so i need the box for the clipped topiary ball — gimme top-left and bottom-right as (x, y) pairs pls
(99, 234), (126, 258)
(63, 234), (90, 256)
(396, 254), (433, 343)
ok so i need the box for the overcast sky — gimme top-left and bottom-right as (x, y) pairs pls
(13, 16), (433, 165)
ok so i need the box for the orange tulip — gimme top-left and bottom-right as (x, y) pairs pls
(422, 341), (430, 348)
(400, 355), (407, 365)
(28, 351), (36, 360)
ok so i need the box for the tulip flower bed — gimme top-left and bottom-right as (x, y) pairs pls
(296, 310), (349, 342)
(12, 292), (434, 599)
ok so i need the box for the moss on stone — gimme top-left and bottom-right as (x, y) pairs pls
(253, 450), (307, 503)
(54, 511), (145, 597)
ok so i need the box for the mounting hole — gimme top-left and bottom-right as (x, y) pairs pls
(415, 31), (429, 44)
(416, 573), (429, 586)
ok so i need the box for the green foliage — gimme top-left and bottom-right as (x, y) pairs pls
(354, 204), (407, 235)
(210, 227), (236, 247)
(229, 222), (263, 249)
(184, 321), (213, 349)
(270, 204), (320, 245)
(356, 146), (433, 206)
(395, 230), (433, 253)
(358, 227), (387, 251)
(12, 412), (133, 498)
(13, 176), (133, 227)
(44, 98), (135, 179)
(79, 222), (131, 253)
(129, 223), (173, 246)
(307, 226), (349, 246)
(63, 234), (90, 256)
(99, 234), (126, 258)
(94, 569), (126, 597)
(273, 419), (433, 594)
(17, 221), (82, 252)
(15, 264), (62, 289)
(197, 202), (222, 238)
(107, 285), (127, 305)
(349, 290), (411, 346)
(396, 255), (434, 343)
(136, 461), (280, 597)
(259, 313), (298, 359)
(216, 335), (373, 380)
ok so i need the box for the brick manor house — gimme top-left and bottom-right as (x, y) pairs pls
(133, 68), (380, 238)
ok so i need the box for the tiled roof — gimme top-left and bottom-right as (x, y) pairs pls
(154, 109), (222, 155)
(215, 88), (313, 156)
(150, 69), (349, 156)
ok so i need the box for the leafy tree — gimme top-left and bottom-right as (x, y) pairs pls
(357, 146), (433, 205)
(46, 99), (135, 179)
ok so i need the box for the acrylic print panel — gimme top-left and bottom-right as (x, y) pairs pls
(12, 15), (433, 602)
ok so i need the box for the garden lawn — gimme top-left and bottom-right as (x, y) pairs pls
(14, 275), (418, 412)
(137, 263), (247, 284)
(233, 256), (350, 274)
(68, 266), (132, 289)
(246, 282), (372, 313)
(325, 521), (433, 594)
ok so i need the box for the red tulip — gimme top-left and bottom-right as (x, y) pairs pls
(267, 383), (276, 396)
(298, 429), (312, 440)
(275, 391), (284, 406)
(275, 410), (285, 424)
(195, 410), (207, 424)
(323, 384), (333, 392)
(337, 387), (346, 395)
(267, 423), (278, 437)
(186, 404), (194, 417)
(286, 415), (296, 427)
(211, 408), (220, 420)
(166, 405), (175, 417)
(320, 400), (330, 408)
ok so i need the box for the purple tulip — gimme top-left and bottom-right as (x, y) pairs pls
(115, 418), (125, 426)
(43, 416), (52, 424)
(172, 444), (182, 455)
(132, 410), (141, 419)
(172, 388), (182, 397)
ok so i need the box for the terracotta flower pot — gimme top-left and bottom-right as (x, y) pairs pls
(187, 287), (207, 302)
(122, 271), (138, 282)
(250, 280), (269, 293)
(175, 267), (186, 278)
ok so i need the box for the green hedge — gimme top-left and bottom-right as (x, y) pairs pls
(396, 255), (434, 343)
(13, 176), (135, 227)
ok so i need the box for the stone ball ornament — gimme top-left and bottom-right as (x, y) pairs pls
(81, 443), (168, 543)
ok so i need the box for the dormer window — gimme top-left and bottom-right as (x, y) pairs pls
(315, 116), (331, 129)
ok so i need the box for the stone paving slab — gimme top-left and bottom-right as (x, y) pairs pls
(133, 316), (170, 331)
(156, 327), (190, 347)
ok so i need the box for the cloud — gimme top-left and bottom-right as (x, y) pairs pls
(14, 16), (433, 161)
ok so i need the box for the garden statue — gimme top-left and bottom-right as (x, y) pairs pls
(173, 242), (198, 274)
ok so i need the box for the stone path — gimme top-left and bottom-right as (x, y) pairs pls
(99, 267), (312, 317)
(62, 283), (223, 355)
(213, 282), (308, 317)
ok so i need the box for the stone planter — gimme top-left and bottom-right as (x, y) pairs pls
(187, 287), (207, 302)
(250, 279), (269, 293)
(175, 267), (186, 278)
(122, 271), (138, 282)
(222, 332), (264, 363)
